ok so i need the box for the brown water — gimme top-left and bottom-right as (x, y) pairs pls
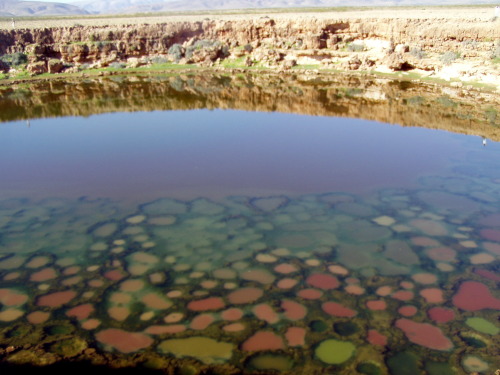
(0, 75), (499, 375)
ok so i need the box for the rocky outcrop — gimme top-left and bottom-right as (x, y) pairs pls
(0, 15), (498, 93)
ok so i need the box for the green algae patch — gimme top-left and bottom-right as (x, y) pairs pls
(315, 339), (355, 364)
(465, 317), (499, 335)
(158, 337), (234, 364)
(249, 354), (294, 371)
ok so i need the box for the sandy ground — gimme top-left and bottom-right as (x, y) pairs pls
(1, 6), (499, 29)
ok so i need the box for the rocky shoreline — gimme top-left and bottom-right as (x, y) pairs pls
(0, 9), (499, 95)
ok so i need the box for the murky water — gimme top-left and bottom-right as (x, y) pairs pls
(0, 75), (499, 374)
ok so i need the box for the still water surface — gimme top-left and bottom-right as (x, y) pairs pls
(0, 85), (499, 374)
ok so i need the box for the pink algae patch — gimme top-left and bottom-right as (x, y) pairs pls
(400, 281), (414, 289)
(398, 305), (418, 317)
(120, 279), (145, 292)
(223, 323), (245, 332)
(285, 327), (306, 347)
(395, 318), (453, 351)
(108, 306), (130, 321)
(426, 247), (456, 262)
(281, 300), (307, 321)
(187, 297), (225, 311)
(428, 307), (455, 323)
(474, 268), (500, 282)
(0, 289), (28, 306)
(30, 267), (57, 282)
(221, 308), (244, 321)
(420, 288), (444, 303)
(63, 266), (80, 276)
(103, 269), (127, 281)
(145, 325), (185, 334)
(392, 290), (414, 301)
(452, 281), (500, 311)
(306, 273), (339, 290)
(227, 288), (263, 304)
(367, 329), (387, 346)
(322, 302), (357, 317)
(274, 263), (298, 274)
(241, 331), (285, 351)
(164, 312), (184, 323)
(37, 290), (77, 307)
(27, 311), (50, 324)
(366, 300), (387, 311)
(411, 237), (440, 247)
(96, 328), (153, 353)
(297, 289), (323, 300)
(484, 242), (500, 256)
(253, 304), (280, 324)
(81, 319), (101, 330)
(277, 278), (298, 289)
(190, 313), (216, 330)
(66, 304), (94, 320)
(328, 264), (349, 276)
(480, 228), (500, 242)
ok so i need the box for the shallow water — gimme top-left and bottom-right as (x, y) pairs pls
(0, 76), (499, 374)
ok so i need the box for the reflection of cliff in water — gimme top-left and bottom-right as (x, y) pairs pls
(1, 72), (499, 140)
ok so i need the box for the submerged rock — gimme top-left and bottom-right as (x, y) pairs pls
(158, 337), (234, 364)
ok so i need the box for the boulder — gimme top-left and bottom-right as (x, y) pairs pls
(48, 59), (64, 73)
(27, 61), (47, 75)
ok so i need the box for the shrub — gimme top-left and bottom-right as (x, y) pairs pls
(410, 48), (425, 59)
(440, 51), (460, 65)
(347, 43), (365, 52)
(0, 52), (28, 67)
(168, 44), (184, 62)
(150, 56), (168, 65)
(109, 62), (126, 69)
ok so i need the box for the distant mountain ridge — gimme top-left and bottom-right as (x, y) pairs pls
(1, 0), (496, 17)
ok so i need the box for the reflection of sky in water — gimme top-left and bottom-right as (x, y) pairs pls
(0, 109), (485, 201)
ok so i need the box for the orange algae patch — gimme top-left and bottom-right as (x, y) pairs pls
(0, 309), (24, 321)
(0, 289), (28, 306)
(420, 288), (444, 303)
(240, 269), (275, 284)
(103, 269), (127, 281)
(277, 278), (298, 289)
(328, 264), (349, 276)
(120, 279), (145, 292)
(188, 297), (225, 311)
(190, 313), (216, 330)
(285, 327), (306, 347)
(452, 281), (500, 311)
(82, 319), (101, 330)
(166, 290), (182, 298)
(164, 312), (184, 323)
(30, 267), (57, 282)
(27, 311), (50, 324)
(241, 331), (285, 351)
(412, 273), (438, 284)
(145, 325), (185, 334)
(63, 266), (81, 276)
(426, 247), (456, 262)
(366, 300), (387, 311)
(110, 292), (132, 304)
(141, 293), (172, 309)
(3, 272), (20, 281)
(62, 276), (82, 286)
(400, 281), (414, 289)
(221, 308), (244, 321)
(88, 279), (104, 288)
(391, 290), (414, 301)
(228, 288), (263, 304)
(297, 289), (323, 300)
(306, 273), (339, 290)
(108, 306), (130, 321)
(281, 300), (307, 320)
(274, 263), (298, 274)
(253, 304), (280, 324)
(96, 328), (153, 353)
(398, 305), (417, 317)
(37, 290), (77, 307)
(367, 329), (387, 346)
(66, 304), (94, 320)
(345, 285), (365, 295)
(411, 237), (440, 247)
(375, 286), (392, 296)
(395, 318), (453, 351)
(322, 302), (357, 317)
(201, 280), (218, 289)
(213, 268), (237, 279)
(223, 323), (245, 332)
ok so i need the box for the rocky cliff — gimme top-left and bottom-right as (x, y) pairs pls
(0, 15), (498, 87)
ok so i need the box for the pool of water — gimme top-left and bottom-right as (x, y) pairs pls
(0, 77), (499, 375)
